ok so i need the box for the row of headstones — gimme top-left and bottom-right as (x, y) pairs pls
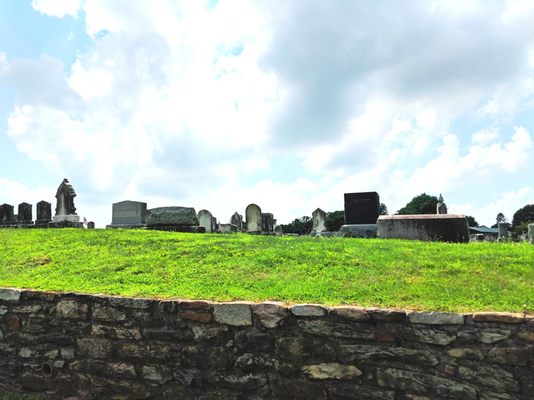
(0, 201), (53, 226)
(108, 200), (278, 234)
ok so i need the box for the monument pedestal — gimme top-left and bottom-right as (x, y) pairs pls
(340, 224), (377, 238)
(51, 214), (83, 228)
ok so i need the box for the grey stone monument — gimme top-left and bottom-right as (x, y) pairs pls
(211, 216), (218, 233)
(230, 212), (243, 231)
(0, 204), (14, 225)
(87, 221), (95, 229)
(36, 201), (52, 226)
(312, 208), (327, 233)
(344, 192), (380, 224)
(108, 200), (147, 228)
(528, 223), (534, 245)
(261, 213), (274, 234)
(246, 204), (262, 233)
(198, 209), (214, 233)
(53, 178), (80, 224)
(145, 206), (204, 232)
(17, 202), (33, 225)
(219, 223), (237, 233)
(436, 194), (448, 215)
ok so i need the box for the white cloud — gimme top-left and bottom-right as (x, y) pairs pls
(31, 0), (82, 18)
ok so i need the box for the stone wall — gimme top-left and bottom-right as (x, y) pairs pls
(0, 287), (532, 399)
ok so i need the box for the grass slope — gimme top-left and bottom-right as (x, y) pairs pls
(1, 229), (533, 312)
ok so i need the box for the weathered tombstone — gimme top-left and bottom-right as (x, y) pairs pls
(246, 204), (262, 233)
(498, 222), (511, 240)
(198, 209), (214, 233)
(0, 204), (14, 225)
(230, 212), (243, 231)
(108, 200), (147, 228)
(274, 225), (283, 236)
(219, 223), (237, 233)
(312, 208), (327, 233)
(17, 202), (33, 225)
(344, 192), (380, 224)
(377, 214), (469, 243)
(528, 223), (534, 244)
(211, 216), (218, 233)
(261, 213), (274, 233)
(53, 178), (82, 226)
(87, 221), (95, 229)
(36, 201), (52, 226)
(475, 234), (485, 242)
(436, 194), (448, 215)
(146, 206), (204, 232)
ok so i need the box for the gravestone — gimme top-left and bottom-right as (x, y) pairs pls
(498, 222), (511, 240)
(17, 202), (32, 225)
(344, 192), (380, 224)
(312, 208), (327, 233)
(246, 204), (262, 233)
(36, 201), (52, 225)
(0, 204), (14, 225)
(261, 213), (275, 233)
(230, 212), (243, 231)
(219, 223), (237, 233)
(87, 221), (95, 229)
(211, 216), (218, 233)
(274, 225), (283, 236)
(198, 209), (214, 233)
(109, 200), (148, 228)
(146, 206), (204, 232)
(528, 224), (534, 244)
(53, 178), (81, 224)
(436, 194), (448, 215)
(377, 214), (469, 243)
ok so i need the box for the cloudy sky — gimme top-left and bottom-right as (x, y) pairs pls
(1, 0), (533, 228)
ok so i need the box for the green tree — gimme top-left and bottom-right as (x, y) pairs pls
(491, 212), (508, 228)
(396, 193), (439, 215)
(279, 216), (313, 235)
(466, 216), (479, 227)
(378, 203), (388, 216)
(511, 204), (534, 234)
(325, 210), (345, 231)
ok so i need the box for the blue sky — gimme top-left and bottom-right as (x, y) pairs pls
(1, 0), (533, 228)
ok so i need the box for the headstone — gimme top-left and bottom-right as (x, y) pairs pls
(274, 225), (283, 236)
(146, 206), (204, 232)
(475, 234), (485, 241)
(17, 202), (32, 224)
(53, 178), (80, 223)
(261, 213), (274, 233)
(312, 208), (327, 233)
(340, 224), (377, 238)
(36, 201), (52, 225)
(211, 216), (218, 233)
(109, 200), (147, 228)
(498, 222), (511, 240)
(0, 204), (14, 225)
(198, 209), (214, 233)
(246, 204), (262, 233)
(528, 223), (534, 245)
(87, 221), (95, 229)
(219, 223), (237, 233)
(230, 212), (243, 231)
(377, 214), (469, 243)
(436, 194), (448, 215)
(344, 192), (380, 224)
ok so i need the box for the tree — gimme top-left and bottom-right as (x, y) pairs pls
(511, 204), (534, 234)
(465, 216), (479, 227)
(279, 216), (313, 235)
(396, 193), (439, 215)
(378, 203), (388, 216)
(325, 211), (344, 231)
(491, 212), (508, 228)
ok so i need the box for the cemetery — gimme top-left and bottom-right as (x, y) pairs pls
(1, 180), (534, 399)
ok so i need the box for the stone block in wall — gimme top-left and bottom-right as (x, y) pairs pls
(77, 338), (112, 359)
(329, 306), (371, 322)
(328, 383), (395, 400)
(213, 303), (252, 326)
(457, 364), (519, 394)
(0, 288), (21, 302)
(472, 312), (525, 324)
(339, 344), (439, 367)
(251, 302), (289, 328)
(302, 363), (362, 380)
(399, 327), (457, 346)
(92, 303), (128, 323)
(408, 311), (465, 325)
(377, 368), (477, 399)
(56, 300), (88, 320)
(298, 319), (375, 340)
(486, 347), (530, 366)
(291, 304), (328, 317)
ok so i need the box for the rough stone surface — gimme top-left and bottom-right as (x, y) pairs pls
(528, 223), (534, 244)
(109, 200), (147, 227)
(408, 311), (465, 325)
(197, 209), (214, 233)
(472, 312), (525, 324)
(213, 303), (252, 326)
(339, 224), (377, 238)
(291, 304), (327, 317)
(145, 206), (199, 226)
(1, 288), (533, 399)
(312, 208), (327, 233)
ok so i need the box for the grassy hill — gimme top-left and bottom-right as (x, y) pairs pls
(1, 229), (533, 313)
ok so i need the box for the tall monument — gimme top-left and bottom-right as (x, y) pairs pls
(53, 178), (81, 224)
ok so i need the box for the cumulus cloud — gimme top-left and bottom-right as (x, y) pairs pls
(2, 0), (534, 227)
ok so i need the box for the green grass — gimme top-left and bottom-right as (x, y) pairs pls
(1, 229), (533, 313)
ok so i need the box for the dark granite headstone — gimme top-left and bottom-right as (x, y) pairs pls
(87, 221), (95, 229)
(261, 213), (274, 233)
(230, 212), (243, 231)
(344, 192), (380, 224)
(36, 201), (52, 224)
(17, 202), (32, 224)
(0, 204), (14, 224)
(110, 200), (148, 227)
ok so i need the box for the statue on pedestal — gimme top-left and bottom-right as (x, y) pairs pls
(55, 178), (77, 216)
(436, 194), (448, 215)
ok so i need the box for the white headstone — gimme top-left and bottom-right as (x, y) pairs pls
(312, 208), (327, 232)
(198, 209), (214, 233)
(246, 204), (262, 233)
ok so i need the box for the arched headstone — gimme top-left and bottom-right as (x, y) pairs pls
(198, 209), (214, 233)
(18, 203), (32, 224)
(246, 204), (262, 233)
